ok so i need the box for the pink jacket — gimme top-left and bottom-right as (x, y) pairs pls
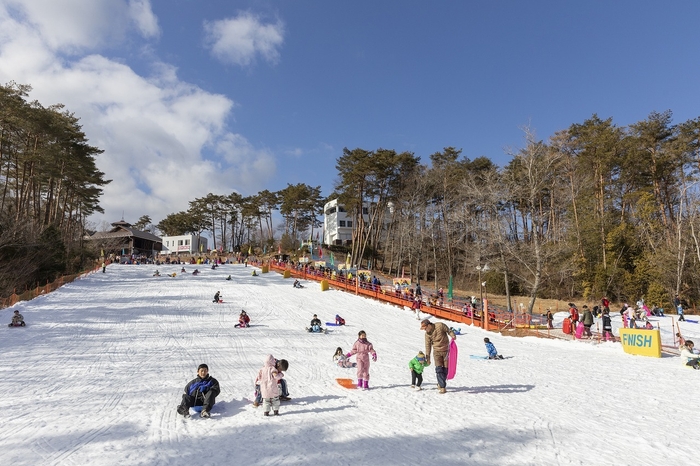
(256, 354), (282, 398)
(350, 338), (376, 365)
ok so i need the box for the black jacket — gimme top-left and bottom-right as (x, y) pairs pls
(310, 318), (322, 327)
(184, 375), (221, 403)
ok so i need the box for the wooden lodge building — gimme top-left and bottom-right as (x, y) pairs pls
(86, 220), (163, 258)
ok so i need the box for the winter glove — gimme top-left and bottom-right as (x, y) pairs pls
(372, 353), (377, 362)
(346, 353), (352, 359)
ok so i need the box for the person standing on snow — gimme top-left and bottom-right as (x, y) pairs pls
(408, 351), (427, 390)
(675, 295), (685, 321)
(177, 364), (220, 418)
(581, 305), (594, 338)
(420, 319), (456, 394)
(346, 330), (377, 390)
(255, 355), (284, 416)
(602, 309), (614, 341)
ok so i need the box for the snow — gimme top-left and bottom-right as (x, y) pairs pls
(1, 264), (698, 466)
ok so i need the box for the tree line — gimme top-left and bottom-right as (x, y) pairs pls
(4, 81), (700, 311)
(152, 110), (700, 313)
(0, 83), (110, 296)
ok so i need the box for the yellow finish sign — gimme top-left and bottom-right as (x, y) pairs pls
(618, 329), (661, 358)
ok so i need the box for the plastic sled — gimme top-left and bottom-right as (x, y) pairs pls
(336, 378), (357, 389)
(686, 319), (698, 323)
(469, 355), (488, 359)
(192, 405), (203, 413)
(447, 339), (458, 380)
(325, 322), (342, 326)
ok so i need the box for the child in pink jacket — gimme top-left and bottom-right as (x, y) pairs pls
(256, 354), (283, 416)
(347, 330), (377, 390)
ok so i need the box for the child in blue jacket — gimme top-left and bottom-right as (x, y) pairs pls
(484, 337), (504, 360)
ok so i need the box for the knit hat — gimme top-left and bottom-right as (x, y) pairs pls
(417, 351), (425, 358)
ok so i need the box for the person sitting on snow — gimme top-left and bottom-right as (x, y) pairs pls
(308, 314), (323, 333)
(9, 310), (25, 327)
(153, 270), (161, 277)
(484, 337), (504, 359)
(293, 279), (304, 288)
(335, 314), (346, 326)
(680, 340), (700, 370)
(192, 269), (200, 275)
(333, 347), (355, 368)
(176, 363), (220, 418)
(251, 270), (258, 276)
(225, 275), (232, 281)
(181, 267), (186, 273)
(235, 310), (250, 328)
(213, 291), (222, 303)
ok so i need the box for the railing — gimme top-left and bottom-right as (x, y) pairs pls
(0, 261), (108, 309)
(267, 261), (495, 330)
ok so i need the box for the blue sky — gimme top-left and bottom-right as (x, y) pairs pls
(1, 1), (699, 229)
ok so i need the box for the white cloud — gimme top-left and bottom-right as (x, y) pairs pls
(1, 0), (158, 52)
(128, 0), (160, 39)
(0, 1), (277, 226)
(204, 12), (284, 67)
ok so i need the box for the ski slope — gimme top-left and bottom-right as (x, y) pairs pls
(1, 264), (698, 466)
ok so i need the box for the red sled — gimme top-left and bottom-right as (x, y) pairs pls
(562, 318), (572, 334)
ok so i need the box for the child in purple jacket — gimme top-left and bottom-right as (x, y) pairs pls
(346, 330), (377, 390)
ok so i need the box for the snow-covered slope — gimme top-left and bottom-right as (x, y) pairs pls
(1, 264), (697, 466)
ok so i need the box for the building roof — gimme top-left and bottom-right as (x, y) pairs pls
(88, 221), (162, 243)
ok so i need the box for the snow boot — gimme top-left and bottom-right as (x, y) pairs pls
(274, 410), (279, 416)
(357, 379), (363, 388)
(264, 412), (269, 416)
(363, 380), (369, 390)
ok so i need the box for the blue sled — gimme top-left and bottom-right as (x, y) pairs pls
(469, 355), (488, 360)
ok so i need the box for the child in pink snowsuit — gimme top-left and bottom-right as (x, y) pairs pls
(256, 354), (283, 416)
(347, 330), (377, 390)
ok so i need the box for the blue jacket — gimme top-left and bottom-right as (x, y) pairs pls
(485, 342), (498, 358)
(184, 375), (221, 401)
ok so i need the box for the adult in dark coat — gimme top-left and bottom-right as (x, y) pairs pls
(581, 306), (594, 338)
